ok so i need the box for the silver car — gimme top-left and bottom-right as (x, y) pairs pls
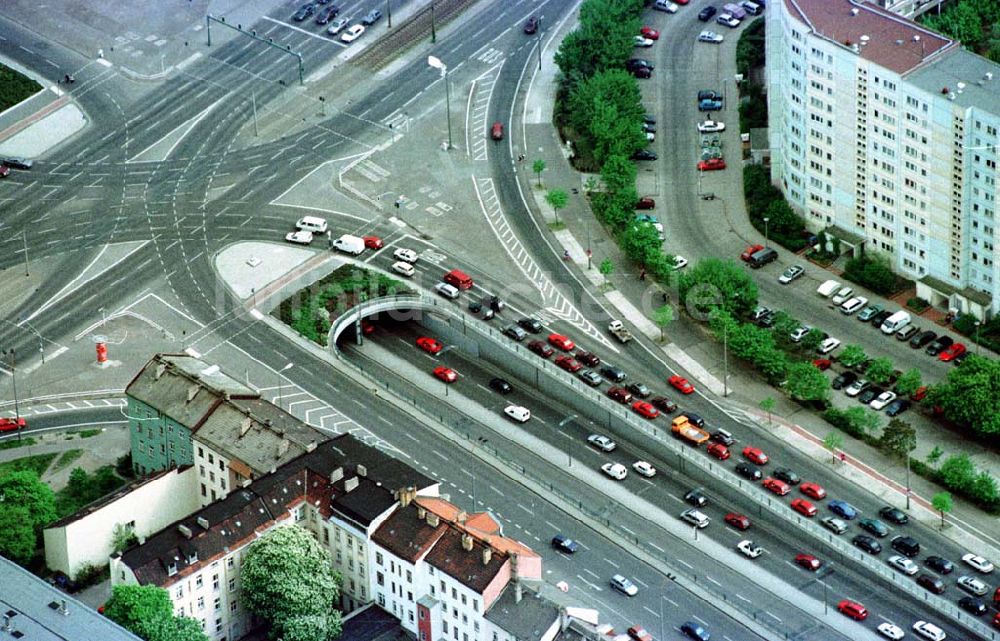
(778, 264), (804, 284)
(587, 434), (616, 452)
(327, 17), (350, 35)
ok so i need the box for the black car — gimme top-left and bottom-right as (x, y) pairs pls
(643, 114), (656, 125)
(524, 16), (539, 33)
(503, 324), (527, 341)
(924, 555), (954, 574)
(625, 58), (654, 72)
(735, 462), (762, 481)
(870, 310), (893, 327)
(857, 386), (882, 404)
(858, 518), (889, 538)
(685, 412), (706, 428)
(488, 295), (506, 312)
(684, 489), (708, 507)
(952, 351), (970, 365)
(884, 399), (911, 416)
(697, 89), (721, 101)
(958, 596), (987, 615)
(916, 573), (945, 594)
(315, 5), (339, 23)
(879, 506), (909, 525)
(600, 365), (627, 382)
(518, 317), (543, 333)
(852, 535), (882, 555)
(891, 535), (921, 557)
(698, 6), (718, 21)
(0, 156), (33, 169)
(627, 382), (651, 398)
(651, 396), (678, 413)
(925, 336), (953, 356)
(551, 534), (579, 553)
(292, 3), (316, 21)
(468, 300), (494, 320)
(756, 310), (777, 328)
(489, 378), (513, 394)
(910, 330), (937, 349)
(576, 351), (600, 367)
(831, 370), (858, 390)
(632, 150), (658, 161)
(773, 467), (800, 485)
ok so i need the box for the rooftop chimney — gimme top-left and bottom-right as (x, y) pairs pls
(957, 82), (966, 93)
(482, 548), (492, 565)
(427, 513), (440, 527)
(462, 533), (474, 551)
(356, 464), (367, 477)
(330, 467), (344, 483)
(850, 7), (859, 15)
(417, 506), (426, 519)
(177, 524), (193, 539)
(59, 599), (68, 616)
(155, 363), (167, 379)
(278, 439), (290, 458)
(241, 414), (252, 436)
(344, 476), (359, 493)
(197, 517), (210, 529)
(186, 384), (200, 402)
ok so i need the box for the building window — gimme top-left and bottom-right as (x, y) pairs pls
(229, 578), (236, 592)
(376, 552), (384, 566)
(213, 597), (221, 612)
(406, 570), (412, 583)
(421, 633), (427, 641)
(196, 576), (203, 589)
(378, 594), (386, 607)
(197, 597), (205, 611)
(230, 601), (238, 613)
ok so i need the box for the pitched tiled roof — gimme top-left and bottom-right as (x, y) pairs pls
(784, 0), (953, 74)
(371, 504), (448, 563)
(424, 528), (508, 594)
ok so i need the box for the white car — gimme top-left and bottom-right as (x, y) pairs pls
(962, 553), (994, 573)
(870, 391), (898, 410)
(601, 462), (628, 481)
(957, 575), (989, 596)
(840, 296), (869, 315)
(610, 574), (639, 596)
(698, 30), (724, 43)
(285, 230), (314, 245)
(391, 261), (415, 277)
(634, 36), (654, 47)
(716, 12), (741, 27)
(778, 264), (804, 284)
(888, 555), (919, 576)
(737, 540), (762, 559)
(845, 378), (870, 397)
(393, 247), (419, 263)
(831, 286), (855, 305)
(789, 326), (812, 343)
(818, 337), (841, 354)
(877, 622), (905, 640)
(632, 461), (656, 478)
(503, 405), (531, 423)
(588, 434), (617, 452)
(672, 256), (689, 269)
(645, 131), (655, 142)
(911, 621), (946, 641)
(698, 120), (725, 133)
(340, 24), (365, 43)
(656, 1), (679, 12)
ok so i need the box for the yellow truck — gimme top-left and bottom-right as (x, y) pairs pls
(671, 415), (710, 445)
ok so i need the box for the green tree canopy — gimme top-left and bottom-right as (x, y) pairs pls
(0, 505), (37, 563)
(679, 258), (758, 319)
(893, 368), (923, 397)
(771, 312), (800, 343)
(837, 344), (867, 368)
(0, 470), (57, 532)
(652, 304), (673, 342)
(865, 357), (895, 385)
(785, 362), (830, 402)
(531, 159), (546, 187)
(801, 328), (825, 352)
(600, 153), (637, 194)
(545, 188), (569, 222)
(879, 418), (916, 461)
(103, 585), (206, 641)
(599, 258), (615, 283)
(926, 354), (1000, 436)
(242, 525), (343, 641)
(619, 221), (662, 266)
(931, 491), (953, 527)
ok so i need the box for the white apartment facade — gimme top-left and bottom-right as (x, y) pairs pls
(767, 0), (1000, 318)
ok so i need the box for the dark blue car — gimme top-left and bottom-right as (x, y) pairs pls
(698, 98), (723, 112)
(551, 534), (579, 554)
(829, 499), (858, 520)
(681, 621), (710, 641)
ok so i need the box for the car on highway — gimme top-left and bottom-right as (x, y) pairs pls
(551, 534), (579, 554)
(822, 516), (848, 534)
(554, 355), (581, 373)
(877, 622), (905, 640)
(857, 303), (883, 322)
(859, 518), (889, 537)
(610, 574), (638, 596)
(668, 375), (695, 394)
(837, 599), (868, 620)
(523, 16), (539, 34)
(487, 378), (513, 395)
(711, 428), (734, 446)
(340, 24), (365, 42)
(795, 553), (822, 571)
(684, 489), (708, 507)
(698, 97), (723, 111)
(735, 462), (762, 480)
(518, 317), (543, 333)
(763, 478), (790, 496)
(958, 596), (988, 616)
(601, 365), (627, 382)
(737, 539), (762, 559)
(578, 369), (602, 386)
(631, 401), (659, 419)
(327, 17), (350, 34)
(467, 299), (494, 320)
(916, 573), (945, 594)
(829, 499), (858, 520)
(416, 336), (443, 354)
(791, 498), (817, 516)
(910, 330), (937, 349)
(911, 621), (946, 641)
(601, 462), (628, 480)
(957, 575), (989, 596)
(607, 386), (633, 404)
(434, 282), (459, 299)
(840, 296), (868, 315)
(285, 230), (314, 244)
(924, 555), (954, 574)
(547, 333), (574, 351)
(845, 378), (870, 397)
(315, 5), (339, 24)
(818, 337), (841, 354)
(716, 12), (741, 26)
(627, 626), (653, 641)
(697, 6), (718, 20)
(640, 26), (660, 39)
(626, 382), (651, 398)
(891, 535), (921, 557)
(853, 535), (882, 555)
(697, 158), (726, 171)
(800, 482), (826, 500)
(680, 509), (710, 528)
(962, 553), (995, 573)
(587, 434), (616, 452)
(491, 121), (504, 140)
(742, 446), (768, 465)
(773, 467), (800, 485)
(778, 264), (805, 284)
(680, 621), (710, 641)
(634, 35), (654, 47)
(0, 417), (26, 432)
(870, 391), (897, 410)
(725, 512), (751, 530)
(391, 261), (415, 277)
(503, 324), (527, 341)
(527, 340), (554, 358)
(925, 335), (953, 356)
(632, 461), (656, 477)
(433, 366), (457, 383)
(361, 8), (382, 25)
(939, 343), (966, 362)
(572, 350), (599, 367)
(650, 396), (677, 413)
(292, 3), (316, 21)
(707, 442), (730, 460)
(0, 156), (32, 170)
(698, 119), (725, 133)
(503, 405), (530, 423)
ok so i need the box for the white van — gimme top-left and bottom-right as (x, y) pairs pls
(740, 1), (762, 15)
(654, 0), (679, 12)
(332, 234), (365, 255)
(391, 261), (415, 277)
(680, 509), (710, 529)
(880, 310), (911, 335)
(817, 280), (840, 298)
(434, 282), (459, 299)
(296, 216), (328, 233)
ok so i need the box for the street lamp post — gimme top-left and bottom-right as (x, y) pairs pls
(19, 318), (45, 363)
(905, 457), (912, 510)
(535, 16), (543, 70)
(5, 349), (22, 441)
(430, 1), (436, 43)
(763, 217), (770, 247)
(558, 415), (577, 466)
(975, 321), (982, 355)
(427, 56), (452, 150)
(723, 323), (729, 397)
(277, 362), (293, 408)
(471, 436), (488, 510)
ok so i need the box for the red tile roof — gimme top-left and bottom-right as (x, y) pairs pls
(784, 0), (954, 74)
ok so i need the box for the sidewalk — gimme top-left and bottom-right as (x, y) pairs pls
(518, 9), (1000, 556)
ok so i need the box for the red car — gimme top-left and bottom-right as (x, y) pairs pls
(416, 336), (443, 354)
(528, 340), (554, 358)
(491, 121), (504, 141)
(575, 350), (601, 367)
(800, 482), (826, 500)
(791, 498), (817, 517)
(910, 385), (928, 401)
(742, 446), (768, 465)
(697, 158), (726, 171)
(795, 554), (822, 571)
(812, 358), (832, 370)
(724, 512), (751, 530)
(707, 442), (730, 460)
(651, 396), (677, 413)
(554, 356), (582, 373)
(0, 165), (9, 178)
(669, 375), (695, 394)
(741, 244), (764, 261)
(0, 417), (26, 432)
(607, 386), (633, 404)
(763, 477), (790, 496)
(636, 196), (655, 210)
(361, 319), (376, 335)
(639, 26), (660, 40)
(433, 366), (457, 383)
(548, 333), (575, 351)
(939, 343), (966, 361)
(363, 236), (383, 249)
(675, 0), (689, 4)
(627, 626), (653, 641)
(837, 600), (868, 621)
(631, 400), (659, 419)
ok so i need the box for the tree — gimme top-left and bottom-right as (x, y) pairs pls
(927, 446), (944, 464)
(822, 431), (843, 463)
(865, 357), (895, 385)
(545, 188), (569, 224)
(759, 397), (775, 426)
(879, 418), (916, 461)
(939, 453), (977, 491)
(678, 257), (758, 319)
(600, 154), (637, 195)
(0, 470), (57, 555)
(652, 304), (673, 342)
(103, 585), (207, 641)
(837, 344), (867, 368)
(926, 355), (1000, 436)
(784, 362), (830, 403)
(242, 525), (343, 641)
(619, 221), (663, 266)
(0, 506), (36, 563)
(931, 491), (953, 529)
(771, 312), (800, 343)
(801, 328), (825, 352)
(893, 368), (923, 397)
(112, 522), (139, 554)
(751, 345), (789, 382)
(599, 258), (614, 285)
(532, 159), (546, 187)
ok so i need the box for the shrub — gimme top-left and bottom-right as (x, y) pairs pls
(843, 253), (906, 296)
(906, 297), (929, 312)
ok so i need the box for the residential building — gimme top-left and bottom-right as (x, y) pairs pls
(867, 0), (945, 19)
(767, 0), (1000, 318)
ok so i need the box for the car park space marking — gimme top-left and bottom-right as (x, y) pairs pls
(642, 605), (660, 618)
(764, 611), (782, 623)
(517, 503), (534, 515)
(583, 568), (601, 580)
(490, 485), (504, 496)
(603, 558), (619, 568)
(735, 593), (751, 604)
(620, 525), (637, 537)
